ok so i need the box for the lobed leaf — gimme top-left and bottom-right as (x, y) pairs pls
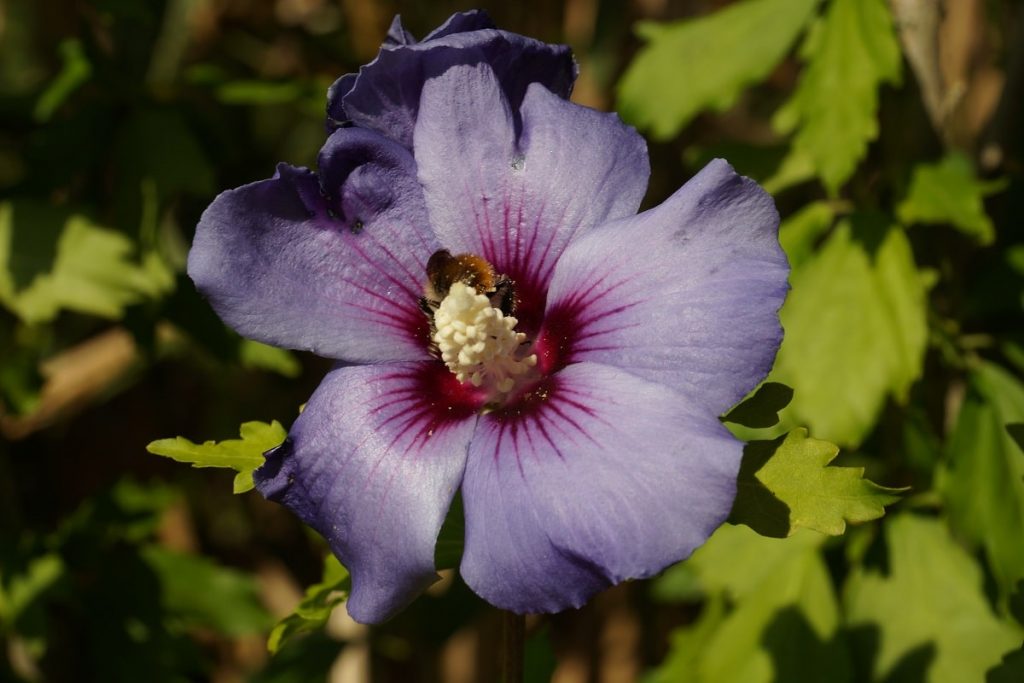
(0, 201), (165, 323)
(770, 216), (929, 446)
(618, 0), (819, 139)
(845, 515), (1022, 683)
(267, 554), (350, 653)
(774, 0), (901, 193)
(732, 429), (904, 538)
(649, 527), (849, 683)
(146, 420), (286, 493)
(941, 363), (1024, 599)
(898, 153), (1005, 244)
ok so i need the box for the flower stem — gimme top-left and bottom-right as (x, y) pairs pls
(499, 610), (525, 683)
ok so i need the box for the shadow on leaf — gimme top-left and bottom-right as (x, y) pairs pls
(729, 436), (793, 538)
(762, 606), (852, 683)
(723, 382), (794, 429)
(846, 624), (936, 683)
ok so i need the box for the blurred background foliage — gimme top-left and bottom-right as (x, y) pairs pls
(0, 0), (1022, 681)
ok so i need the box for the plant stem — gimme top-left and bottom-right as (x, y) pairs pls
(500, 610), (525, 683)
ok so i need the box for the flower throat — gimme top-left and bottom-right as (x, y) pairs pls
(419, 250), (537, 399)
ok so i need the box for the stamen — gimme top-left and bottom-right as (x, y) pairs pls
(432, 282), (537, 397)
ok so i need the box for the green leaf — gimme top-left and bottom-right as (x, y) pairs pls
(1010, 581), (1024, 626)
(141, 546), (272, 636)
(0, 321), (44, 415)
(845, 515), (1022, 683)
(268, 554), (350, 653)
(898, 153), (1004, 244)
(146, 420), (286, 494)
(617, 0), (820, 139)
(1008, 424), (1024, 456)
(762, 147), (817, 194)
(724, 382), (794, 429)
(774, 0), (901, 193)
(0, 554), (64, 629)
(434, 493), (465, 570)
(941, 363), (1024, 599)
(778, 201), (835, 269)
(732, 429), (903, 538)
(239, 340), (301, 378)
(771, 215), (929, 445)
(649, 527), (849, 683)
(0, 201), (164, 323)
(33, 39), (92, 122)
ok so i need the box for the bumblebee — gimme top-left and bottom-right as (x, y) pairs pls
(419, 249), (516, 318)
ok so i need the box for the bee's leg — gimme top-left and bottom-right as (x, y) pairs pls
(419, 296), (437, 318)
(491, 278), (516, 316)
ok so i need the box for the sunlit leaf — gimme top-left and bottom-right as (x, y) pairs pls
(618, 0), (820, 138)
(941, 363), (1024, 599)
(146, 420), (286, 493)
(732, 429), (903, 538)
(845, 515), (1022, 683)
(141, 546), (272, 635)
(771, 215), (929, 445)
(268, 554), (350, 653)
(0, 201), (163, 323)
(898, 153), (1004, 244)
(774, 0), (901, 193)
(649, 527), (849, 683)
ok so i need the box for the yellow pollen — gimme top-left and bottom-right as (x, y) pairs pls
(432, 282), (537, 395)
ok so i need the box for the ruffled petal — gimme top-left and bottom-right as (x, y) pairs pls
(384, 15), (416, 46)
(415, 64), (648, 329)
(420, 9), (495, 41)
(329, 24), (576, 144)
(254, 362), (480, 623)
(459, 362), (742, 614)
(188, 127), (438, 363)
(537, 159), (789, 416)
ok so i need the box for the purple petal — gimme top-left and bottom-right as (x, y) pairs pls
(329, 22), (576, 145)
(537, 159), (789, 416)
(254, 362), (481, 623)
(384, 15), (416, 46)
(420, 9), (496, 41)
(325, 73), (357, 128)
(188, 127), (437, 363)
(415, 63), (648, 330)
(459, 362), (742, 613)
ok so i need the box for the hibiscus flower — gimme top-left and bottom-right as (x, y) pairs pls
(188, 11), (789, 624)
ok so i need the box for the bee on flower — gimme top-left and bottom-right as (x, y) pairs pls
(188, 10), (789, 623)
